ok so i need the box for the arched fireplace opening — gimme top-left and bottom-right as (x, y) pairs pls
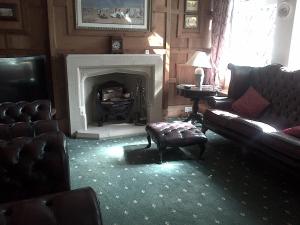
(84, 72), (147, 127)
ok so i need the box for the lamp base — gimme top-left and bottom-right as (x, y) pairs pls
(194, 67), (205, 87)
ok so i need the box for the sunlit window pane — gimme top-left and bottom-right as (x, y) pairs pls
(230, 0), (277, 66)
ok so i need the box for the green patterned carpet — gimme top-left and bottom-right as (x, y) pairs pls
(68, 131), (300, 225)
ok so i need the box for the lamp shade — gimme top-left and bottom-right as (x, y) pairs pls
(186, 51), (212, 68)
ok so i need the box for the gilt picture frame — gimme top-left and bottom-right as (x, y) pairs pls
(75, 0), (151, 31)
(184, 14), (198, 29)
(185, 0), (198, 12)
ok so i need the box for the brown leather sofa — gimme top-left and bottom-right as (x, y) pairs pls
(203, 64), (300, 169)
(0, 187), (103, 225)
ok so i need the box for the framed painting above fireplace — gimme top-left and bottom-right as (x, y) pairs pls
(75, 0), (151, 31)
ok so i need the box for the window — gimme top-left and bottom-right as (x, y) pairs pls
(229, 0), (277, 66)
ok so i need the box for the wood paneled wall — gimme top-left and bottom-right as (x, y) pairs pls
(0, 0), (211, 133)
(47, 0), (172, 132)
(168, 0), (211, 106)
(0, 0), (48, 56)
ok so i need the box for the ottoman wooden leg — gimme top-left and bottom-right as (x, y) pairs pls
(158, 146), (165, 164)
(198, 143), (206, 160)
(201, 125), (208, 134)
(145, 134), (152, 148)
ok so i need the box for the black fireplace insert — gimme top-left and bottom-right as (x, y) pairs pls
(95, 81), (133, 126)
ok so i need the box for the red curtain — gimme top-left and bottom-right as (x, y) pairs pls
(205, 0), (233, 88)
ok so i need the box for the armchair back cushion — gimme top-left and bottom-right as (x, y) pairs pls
(0, 100), (52, 124)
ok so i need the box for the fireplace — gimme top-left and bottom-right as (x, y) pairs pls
(66, 54), (164, 138)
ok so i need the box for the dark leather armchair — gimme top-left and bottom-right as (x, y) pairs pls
(0, 100), (103, 224)
(0, 187), (103, 225)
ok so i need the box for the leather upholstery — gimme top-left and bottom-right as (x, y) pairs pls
(206, 96), (234, 111)
(203, 64), (300, 169)
(226, 64), (300, 128)
(0, 120), (59, 141)
(204, 109), (239, 128)
(0, 187), (103, 225)
(258, 132), (300, 160)
(0, 100), (52, 124)
(0, 131), (70, 203)
(146, 122), (207, 148)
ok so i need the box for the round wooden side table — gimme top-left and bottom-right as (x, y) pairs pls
(176, 84), (217, 124)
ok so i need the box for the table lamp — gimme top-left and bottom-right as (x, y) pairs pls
(186, 51), (212, 88)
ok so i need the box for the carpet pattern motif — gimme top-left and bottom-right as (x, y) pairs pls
(68, 131), (300, 225)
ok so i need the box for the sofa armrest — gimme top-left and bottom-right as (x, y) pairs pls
(207, 96), (234, 110)
(266, 132), (300, 147)
(0, 187), (103, 225)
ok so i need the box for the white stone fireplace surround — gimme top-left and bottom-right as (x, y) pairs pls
(66, 54), (164, 136)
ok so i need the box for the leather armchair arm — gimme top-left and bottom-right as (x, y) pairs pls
(206, 96), (234, 110)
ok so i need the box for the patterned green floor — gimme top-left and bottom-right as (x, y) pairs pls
(68, 131), (300, 225)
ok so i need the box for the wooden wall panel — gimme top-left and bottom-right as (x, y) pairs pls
(168, 0), (211, 106)
(0, 0), (48, 55)
(0, 35), (5, 48)
(0, 0), (23, 31)
(6, 35), (31, 49)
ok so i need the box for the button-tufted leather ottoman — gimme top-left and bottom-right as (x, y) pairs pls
(145, 121), (207, 163)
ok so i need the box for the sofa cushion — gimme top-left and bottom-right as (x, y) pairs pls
(204, 110), (277, 138)
(232, 86), (270, 118)
(227, 118), (277, 138)
(283, 126), (300, 138)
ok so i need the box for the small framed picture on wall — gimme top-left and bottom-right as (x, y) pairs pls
(0, 3), (17, 21)
(185, 0), (199, 12)
(184, 15), (198, 29)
